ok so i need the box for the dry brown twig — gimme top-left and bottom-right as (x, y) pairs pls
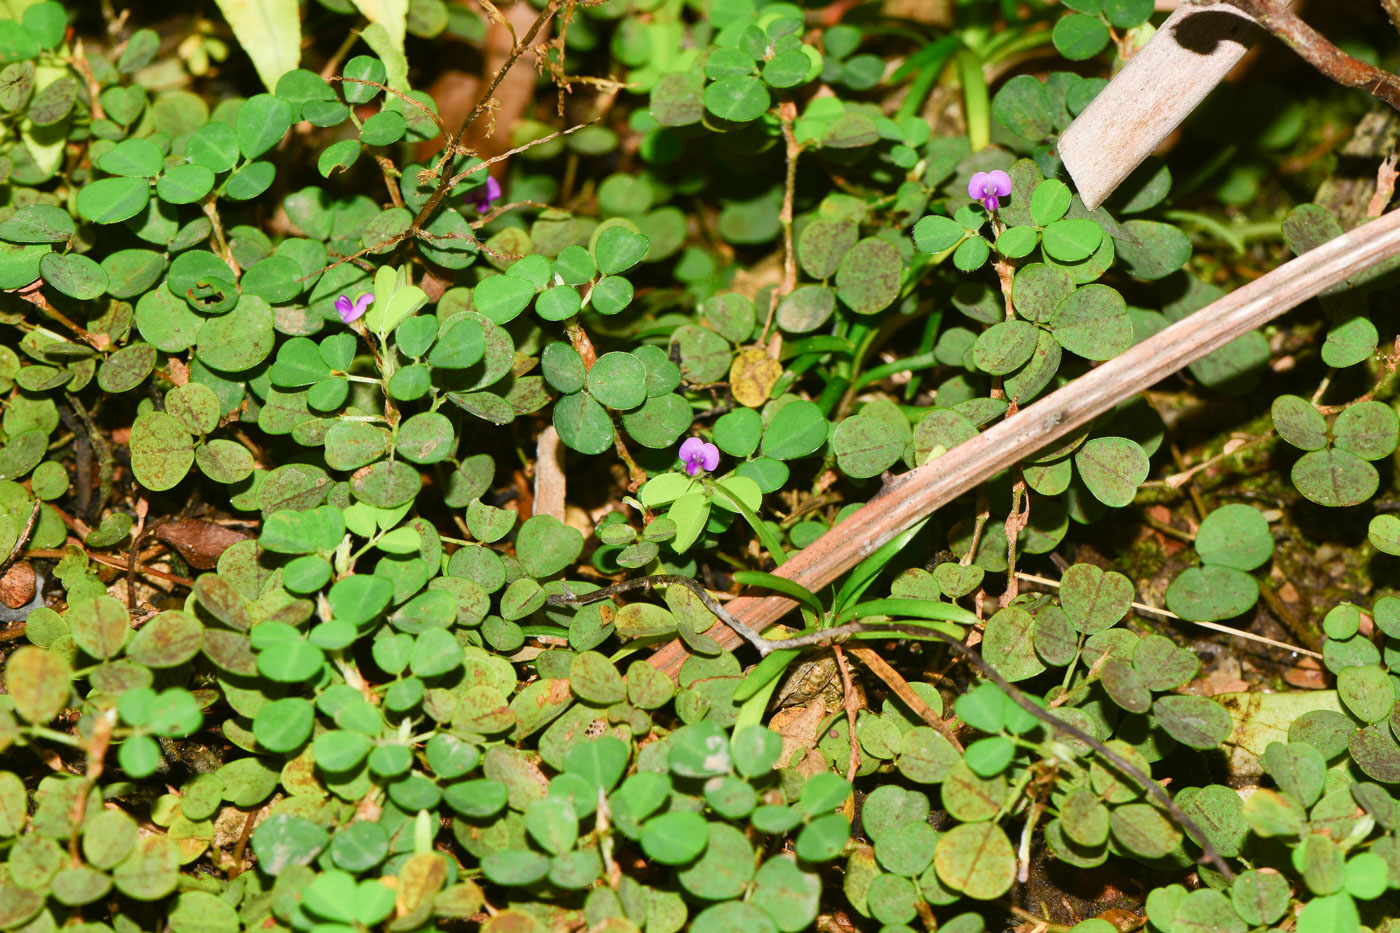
(1191, 0), (1400, 110)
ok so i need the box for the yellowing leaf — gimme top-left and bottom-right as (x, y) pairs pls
(729, 347), (781, 408)
(211, 0), (301, 93)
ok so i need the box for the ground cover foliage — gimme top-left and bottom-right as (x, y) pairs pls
(0, 0), (1399, 931)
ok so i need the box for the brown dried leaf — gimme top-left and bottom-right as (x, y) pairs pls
(0, 561), (36, 609)
(770, 697), (827, 768)
(156, 520), (251, 570)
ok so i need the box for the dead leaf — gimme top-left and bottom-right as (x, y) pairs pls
(730, 347), (782, 408)
(0, 561), (36, 609)
(770, 697), (826, 768)
(156, 520), (252, 570)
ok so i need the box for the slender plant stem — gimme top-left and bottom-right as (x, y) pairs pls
(1194, 0), (1400, 110)
(409, 0), (566, 232)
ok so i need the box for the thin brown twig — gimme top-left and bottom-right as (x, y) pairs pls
(1196, 0), (1400, 110)
(1383, 0), (1400, 36)
(440, 118), (600, 192)
(831, 645), (861, 782)
(202, 199), (240, 278)
(0, 500), (41, 576)
(761, 101), (801, 344)
(329, 76), (451, 139)
(12, 282), (108, 350)
(410, 0), (566, 231)
(848, 645), (963, 751)
(24, 548), (194, 589)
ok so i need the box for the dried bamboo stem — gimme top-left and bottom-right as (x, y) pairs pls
(649, 207), (1400, 680)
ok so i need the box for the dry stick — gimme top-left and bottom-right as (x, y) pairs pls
(409, 0), (565, 233)
(1199, 0), (1400, 110)
(0, 501), (41, 576)
(648, 207), (1400, 681)
(831, 645), (861, 783)
(847, 645), (963, 752)
(1383, 0), (1400, 35)
(24, 548), (194, 589)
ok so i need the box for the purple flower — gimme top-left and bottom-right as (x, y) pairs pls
(968, 170), (1012, 212)
(679, 437), (719, 478)
(335, 292), (373, 324)
(470, 175), (502, 214)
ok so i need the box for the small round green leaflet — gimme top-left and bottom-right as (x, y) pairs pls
(691, 901), (778, 933)
(98, 342), (156, 393)
(594, 225), (649, 275)
(1292, 448), (1378, 508)
(516, 514), (583, 578)
(112, 834), (180, 900)
(1166, 565), (1258, 621)
(1050, 284), (1130, 360)
(833, 415), (903, 478)
(156, 163), (216, 204)
(236, 93), (293, 159)
(1338, 665), (1393, 723)
(1333, 400), (1399, 461)
(973, 320), (1038, 375)
(762, 400), (828, 460)
(129, 411), (194, 492)
(1195, 503), (1273, 571)
(68, 595), (127, 659)
(1322, 315), (1379, 368)
(524, 797), (578, 856)
(836, 237), (901, 315)
(1116, 219), (1192, 280)
(586, 351), (647, 410)
(1074, 436), (1148, 508)
(186, 121), (239, 172)
(933, 822), (1015, 900)
(1041, 218), (1103, 263)
(704, 75), (770, 122)
(1057, 563), (1132, 633)
(77, 175), (150, 224)
(912, 214), (966, 254)
(1012, 262), (1075, 323)
(1175, 889), (1245, 933)
(996, 225), (1038, 258)
(795, 812), (851, 862)
(1153, 694), (1232, 749)
(1052, 13), (1109, 60)
(641, 810), (708, 864)
(252, 697), (314, 752)
(1345, 851), (1389, 900)
(992, 74), (1053, 140)
(553, 392), (613, 455)
(39, 252), (107, 299)
(677, 823), (754, 900)
(1030, 178), (1072, 226)
(953, 235), (989, 272)
(1231, 868), (1290, 925)
(5, 645), (70, 722)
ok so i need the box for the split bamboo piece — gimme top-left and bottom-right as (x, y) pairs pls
(649, 207), (1400, 680)
(1059, 3), (1270, 209)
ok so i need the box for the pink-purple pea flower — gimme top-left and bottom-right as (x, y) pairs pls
(470, 176), (502, 214)
(968, 170), (1012, 212)
(679, 437), (719, 478)
(336, 293), (373, 324)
